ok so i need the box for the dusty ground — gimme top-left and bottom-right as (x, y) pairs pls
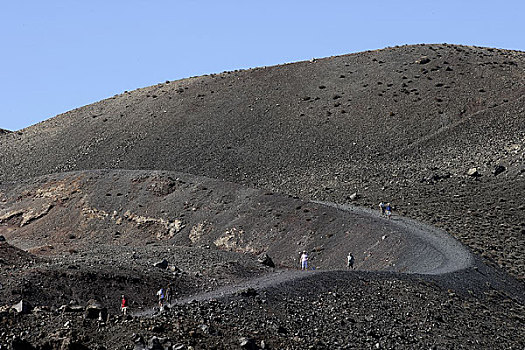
(0, 170), (524, 349)
(0, 44), (524, 348)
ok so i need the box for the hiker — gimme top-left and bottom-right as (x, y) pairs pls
(300, 251), (309, 270)
(347, 253), (355, 270)
(166, 284), (173, 305)
(121, 295), (128, 315)
(379, 202), (386, 216)
(385, 203), (392, 219)
(157, 288), (165, 308)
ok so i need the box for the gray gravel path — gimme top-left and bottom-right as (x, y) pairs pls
(320, 202), (474, 274)
(135, 203), (487, 316)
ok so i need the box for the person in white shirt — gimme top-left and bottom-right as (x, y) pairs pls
(347, 253), (355, 269)
(300, 251), (308, 270)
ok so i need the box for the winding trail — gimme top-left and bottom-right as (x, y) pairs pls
(319, 202), (474, 275)
(133, 203), (488, 317)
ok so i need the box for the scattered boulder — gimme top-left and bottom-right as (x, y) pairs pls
(84, 300), (108, 320)
(239, 337), (258, 350)
(11, 300), (33, 314)
(348, 192), (359, 201)
(59, 338), (90, 350)
(493, 165), (506, 176)
(132, 335), (172, 350)
(421, 171), (451, 184)
(10, 338), (35, 350)
(237, 288), (258, 297)
(168, 264), (181, 273)
(60, 304), (84, 313)
(416, 56), (431, 64)
(0, 235), (5, 242)
(467, 168), (481, 177)
(132, 334), (146, 350)
(147, 336), (164, 350)
(153, 259), (169, 270)
(257, 253), (275, 268)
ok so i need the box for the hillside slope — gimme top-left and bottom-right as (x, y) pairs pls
(1, 43), (525, 349)
(1, 44), (524, 281)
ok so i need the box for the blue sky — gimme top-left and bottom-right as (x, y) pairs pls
(1, 1), (523, 131)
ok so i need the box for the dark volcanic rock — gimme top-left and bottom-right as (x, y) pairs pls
(239, 337), (258, 349)
(84, 301), (107, 320)
(494, 164), (506, 176)
(12, 300), (32, 314)
(257, 253), (275, 268)
(11, 338), (35, 350)
(153, 259), (169, 270)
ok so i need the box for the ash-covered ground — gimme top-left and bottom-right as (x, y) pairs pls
(1, 44), (524, 349)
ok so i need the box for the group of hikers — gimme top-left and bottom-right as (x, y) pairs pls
(156, 284), (174, 308)
(121, 201), (394, 314)
(299, 251), (355, 270)
(298, 201), (393, 271)
(120, 284), (174, 315)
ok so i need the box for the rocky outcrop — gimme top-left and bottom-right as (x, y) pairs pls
(11, 300), (32, 314)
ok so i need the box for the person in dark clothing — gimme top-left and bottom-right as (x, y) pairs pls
(385, 203), (392, 219)
(166, 284), (173, 305)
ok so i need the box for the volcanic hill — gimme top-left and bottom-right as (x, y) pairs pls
(1, 44), (524, 349)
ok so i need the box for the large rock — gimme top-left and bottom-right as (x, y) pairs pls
(11, 300), (33, 314)
(59, 304), (84, 313)
(239, 337), (258, 349)
(257, 253), (275, 268)
(10, 338), (35, 350)
(493, 165), (506, 176)
(0, 235), (6, 242)
(59, 338), (90, 350)
(147, 336), (165, 350)
(84, 301), (107, 320)
(467, 167), (481, 177)
(153, 259), (169, 270)
(416, 56), (430, 64)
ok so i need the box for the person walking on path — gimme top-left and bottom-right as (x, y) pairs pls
(385, 203), (392, 219)
(379, 202), (386, 216)
(157, 288), (165, 308)
(121, 295), (128, 315)
(347, 253), (355, 270)
(300, 251), (309, 270)
(166, 284), (173, 305)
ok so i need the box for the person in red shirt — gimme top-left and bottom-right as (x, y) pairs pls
(121, 295), (128, 315)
